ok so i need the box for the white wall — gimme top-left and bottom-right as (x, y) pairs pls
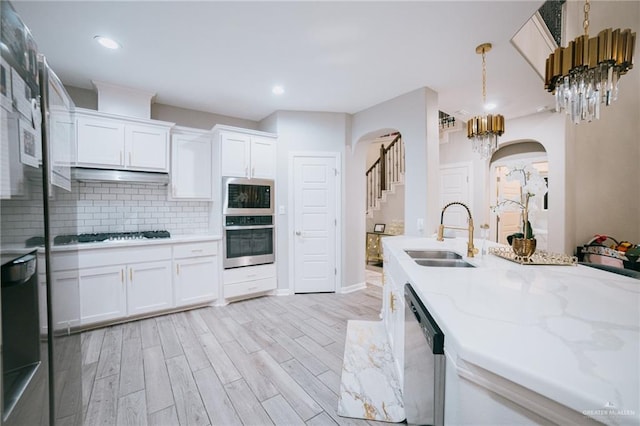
(259, 111), (350, 291)
(152, 103), (258, 130)
(566, 0), (640, 247)
(348, 87), (439, 286)
(64, 85), (259, 130)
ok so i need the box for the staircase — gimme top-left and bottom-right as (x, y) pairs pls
(366, 133), (405, 217)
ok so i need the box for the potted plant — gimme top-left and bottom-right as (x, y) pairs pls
(492, 163), (548, 260)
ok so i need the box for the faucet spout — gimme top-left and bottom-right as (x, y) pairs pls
(437, 202), (478, 258)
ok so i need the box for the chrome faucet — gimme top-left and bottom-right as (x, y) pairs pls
(436, 201), (478, 258)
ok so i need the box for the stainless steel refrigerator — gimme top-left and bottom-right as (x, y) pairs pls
(1, 0), (82, 424)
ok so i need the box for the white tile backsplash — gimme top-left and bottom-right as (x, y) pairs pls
(50, 181), (211, 237)
(3, 180), (212, 245)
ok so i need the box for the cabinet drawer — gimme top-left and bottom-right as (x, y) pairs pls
(52, 245), (172, 271)
(223, 263), (275, 285)
(224, 277), (276, 299)
(173, 242), (217, 259)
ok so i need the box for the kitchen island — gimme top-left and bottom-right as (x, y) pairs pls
(382, 236), (639, 425)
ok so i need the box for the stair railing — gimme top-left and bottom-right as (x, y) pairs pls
(365, 134), (404, 213)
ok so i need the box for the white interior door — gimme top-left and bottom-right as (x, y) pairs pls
(439, 163), (472, 237)
(292, 155), (338, 293)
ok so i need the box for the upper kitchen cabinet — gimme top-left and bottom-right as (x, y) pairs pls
(216, 126), (276, 179)
(170, 127), (213, 200)
(75, 108), (173, 172)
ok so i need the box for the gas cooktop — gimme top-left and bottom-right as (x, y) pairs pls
(54, 230), (171, 245)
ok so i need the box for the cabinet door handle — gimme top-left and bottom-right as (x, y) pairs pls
(252, 166), (255, 177)
(245, 166), (249, 178)
(191, 249), (203, 253)
(120, 151), (123, 165)
(129, 152), (132, 165)
(129, 268), (133, 281)
(176, 264), (180, 275)
(121, 269), (124, 283)
(390, 293), (396, 313)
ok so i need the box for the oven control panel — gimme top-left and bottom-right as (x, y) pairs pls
(224, 215), (273, 227)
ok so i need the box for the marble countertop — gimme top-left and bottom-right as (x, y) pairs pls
(50, 234), (222, 251)
(383, 236), (639, 424)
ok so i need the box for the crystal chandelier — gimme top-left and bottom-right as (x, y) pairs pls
(467, 43), (505, 160)
(544, 0), (636, 124)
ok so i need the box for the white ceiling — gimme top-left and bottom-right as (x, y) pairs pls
(13, 0), (555, 123)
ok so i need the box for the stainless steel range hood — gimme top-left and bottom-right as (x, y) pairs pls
(71, 168), (170, 185)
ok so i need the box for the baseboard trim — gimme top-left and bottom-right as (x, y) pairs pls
(273, 288), (293, 296)
(340, 282), (367, 294)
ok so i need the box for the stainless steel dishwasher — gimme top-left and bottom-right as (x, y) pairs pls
(404, 283), (445, 426)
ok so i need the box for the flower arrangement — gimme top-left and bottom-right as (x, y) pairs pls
(492, 163), (548, 243)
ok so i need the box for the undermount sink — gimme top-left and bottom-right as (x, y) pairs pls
(404, 250), (462, 260)
(414, 258), (475, 268)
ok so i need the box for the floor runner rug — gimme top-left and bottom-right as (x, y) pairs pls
(336, 320), (404, 422)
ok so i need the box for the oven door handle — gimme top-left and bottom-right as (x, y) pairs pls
(224, 225), (274, 231)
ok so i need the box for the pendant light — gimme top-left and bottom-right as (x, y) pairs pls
(544, 0), (635, 123)
(467, 43), (505, 160)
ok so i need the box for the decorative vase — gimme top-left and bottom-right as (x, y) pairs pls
(512, 237), (536, 262)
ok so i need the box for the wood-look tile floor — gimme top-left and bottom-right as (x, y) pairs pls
(81, 285), (385, 426)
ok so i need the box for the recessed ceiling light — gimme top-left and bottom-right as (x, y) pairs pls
(484, 103), (497, 111)
(94, 35), (121, 50)
(272, 85), (284, 95)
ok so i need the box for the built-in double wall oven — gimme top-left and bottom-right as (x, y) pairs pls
(222, 177), (275, 269)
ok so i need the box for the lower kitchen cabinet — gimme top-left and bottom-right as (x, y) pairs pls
(173, 241), (218, 307)
(50, 239), (220, 329)
(79, 260), (174, 325)
(127, 260), (173, 316)
(223, 263), (276, 300)
(50, 270), (81, 333)
(79, 265), (126, 325)
(174, 257), (217, 306)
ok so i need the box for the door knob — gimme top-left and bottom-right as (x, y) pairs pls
(295, 231), (302, 236)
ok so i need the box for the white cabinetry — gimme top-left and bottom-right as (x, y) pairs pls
(216, 126), (276, 179)
(170, 127), (213, 199)
(173, 241), (218, 307)
(54, 244), (173, 326)
(50, 239), (219, 329)
(382, 252), (405, 381)
(127, 260), (173, 316)
(223, 263), (276, 300)
(75, 108), (172, 172)
(79, 265), (126, 325)
(250, 137), (276, 179)
(50, 270), (81, 332)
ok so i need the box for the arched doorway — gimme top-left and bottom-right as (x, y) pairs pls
(360, 131), (405, 284)
(489, 141), (548, 249)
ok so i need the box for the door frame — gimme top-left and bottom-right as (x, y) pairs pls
(439, 161), (473, 234)
(288, 151), (341, 293)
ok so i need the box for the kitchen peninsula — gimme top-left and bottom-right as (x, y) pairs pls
(382, 236), (639, 425)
